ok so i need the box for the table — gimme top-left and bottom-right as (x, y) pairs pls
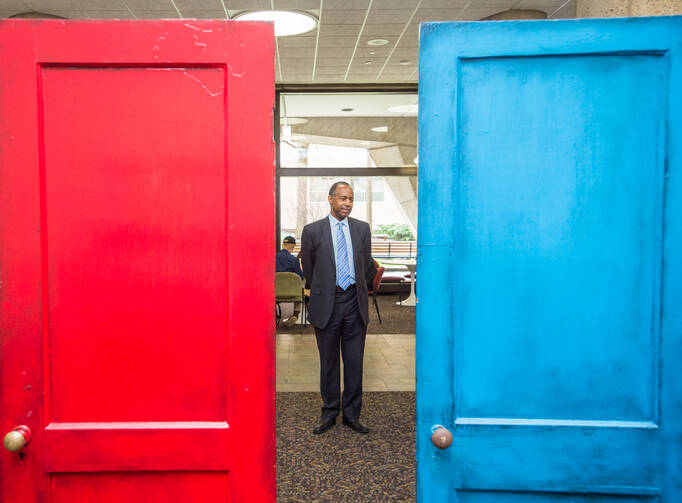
(381, 259), (417, 307)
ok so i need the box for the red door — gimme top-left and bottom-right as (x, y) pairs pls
(0, 20), (275, 502)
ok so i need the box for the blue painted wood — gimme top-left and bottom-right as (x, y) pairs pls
(417, 16), (682, 502)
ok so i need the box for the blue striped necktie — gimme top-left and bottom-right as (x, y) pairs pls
(336, 222), (351, 290)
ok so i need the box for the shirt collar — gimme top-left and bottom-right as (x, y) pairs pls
(329, 213), (348, 227)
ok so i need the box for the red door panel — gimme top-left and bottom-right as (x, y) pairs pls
(0, 20), (275, 502)
(51, 471), (229, 503)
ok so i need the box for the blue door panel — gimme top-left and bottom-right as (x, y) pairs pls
(418, 16), (682, 503)
(457, 492), (658, 503)
(457, 53), (664, 422)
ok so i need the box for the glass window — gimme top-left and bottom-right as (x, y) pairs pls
(280, 92), (418, 169)
(279, 176), (417, 258)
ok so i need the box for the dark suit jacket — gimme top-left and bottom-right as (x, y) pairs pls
(275, 249), (304, 279)
(301, 216), (372, 330)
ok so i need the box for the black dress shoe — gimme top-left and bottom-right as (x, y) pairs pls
(312, 417), (336, 434)
(342, 417), (369, 434)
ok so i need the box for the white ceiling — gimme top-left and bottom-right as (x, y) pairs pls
(281, 92), (418, 117)
(0, 0), (577, 83)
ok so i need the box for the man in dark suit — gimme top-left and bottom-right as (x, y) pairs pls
(301, 181), (372, 434)
(276, 235), (304, 327)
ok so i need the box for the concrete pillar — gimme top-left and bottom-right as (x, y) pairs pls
(577, 0), (682, 18)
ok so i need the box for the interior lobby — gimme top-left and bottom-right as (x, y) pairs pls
(2, 1), (680, 502)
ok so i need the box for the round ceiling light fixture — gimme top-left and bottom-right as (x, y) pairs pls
(367, 38), (389, 46)
(234, 10), (318, 37)
(388, 103), (418, 115)
(371, 126), (388, 133)
(399, 59), (411, 65)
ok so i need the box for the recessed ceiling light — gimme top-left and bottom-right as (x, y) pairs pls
(341, 108), (354, 112)
(364, 60), (372, 65)
(371, 126), (388, 133)
(369, 51), (376, 55)
(413, 156), (418, 165)
(367, 39), (389, 46)
(280, 117), (308, 125)
(234, 10), (318, 37)
(388, 104), (418, 114)
(399, 59), (411, 65)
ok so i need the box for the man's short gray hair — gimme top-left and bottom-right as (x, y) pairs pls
(329, 181), (351, 197)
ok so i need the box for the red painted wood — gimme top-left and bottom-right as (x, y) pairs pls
(0, 19), (275, 502)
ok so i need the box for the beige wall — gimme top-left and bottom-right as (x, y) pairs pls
(577, 0), (682, 17)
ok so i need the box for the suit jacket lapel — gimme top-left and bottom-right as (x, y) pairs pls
(321, 218), (336, 268)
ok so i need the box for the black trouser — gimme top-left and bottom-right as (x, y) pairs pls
(315, 285), (367, 421)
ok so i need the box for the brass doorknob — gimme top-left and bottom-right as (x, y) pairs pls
(3, 425), (32, 452)
(431, 425), (453, 449)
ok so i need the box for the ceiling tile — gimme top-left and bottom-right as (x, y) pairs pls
(362, 23), (407, 36)
(317, 35), (356, 47)
(274, 0), (320, 8)
(472, 0), (518, 6)
(284, 75), (313, 82)
(173, 0), (224, 11)
(277, 46), (316, 57)
(280, 58), (314, 68)
(315, 45), (354, 56)
(135, 9), (180, 18)
(22, 0), (73, 10)
(181, 10), (226, 18)
(372, 0), (422, 9)
(25, 0), (112, 10)
(415, 8), (468, 22)
(366, 8), (414, 24)
(123, 0), (174, 11)
(319, 23), (361, 36)
(86, 9), (133, 17)
(277, 35), (316, 47)
(420, 0), (477, 7)
(354, 46), (390, 57)
(315, 56), (351, 66)
(324, 0), (369, 9)
(315, 66), (348, 75)
(40, 9), (86, 17)
(390, 47), (419, 58)
(359, 34), (397, 46)
(323, 9), (367, 24)
(0, 0), (30, 10)
(225, 0), (269, 11)
(313, 75), (343, 82)
(352, 56), (383, 65)
(347, 65), (379, 74)
(459, 7), (509, 20)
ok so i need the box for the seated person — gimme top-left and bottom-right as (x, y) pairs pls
(276, 236), (304, 327)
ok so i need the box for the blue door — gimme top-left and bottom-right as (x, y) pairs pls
(417, 16), (682, 502)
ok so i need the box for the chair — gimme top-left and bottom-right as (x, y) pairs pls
(367, 266), (385, 324)
(275, 272), (304, 326)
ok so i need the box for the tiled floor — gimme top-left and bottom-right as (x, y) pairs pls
(276, 332), (415, 392)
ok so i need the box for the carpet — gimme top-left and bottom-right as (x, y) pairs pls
(277, 294), (415, 335)
(277, 391), (416, 503)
